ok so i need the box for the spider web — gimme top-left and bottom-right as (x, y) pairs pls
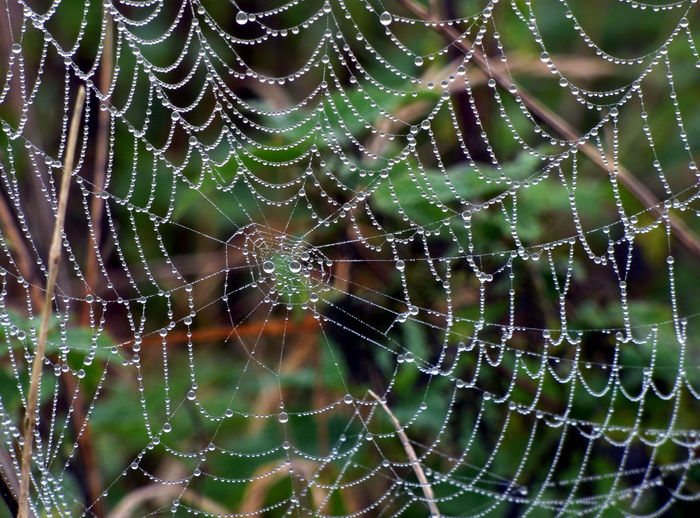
(1, 0), (700, 516)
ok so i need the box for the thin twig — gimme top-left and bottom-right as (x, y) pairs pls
(367, 390), (441, 517)
(82, 15), (113, 322)
(75, 14), (113, 517)
(137, 315), (319, 349)
(0, 190), (41, 307)
(106, 483), (230, 518)
(18, 85), (85, 518)
(396, 0), (700, 260)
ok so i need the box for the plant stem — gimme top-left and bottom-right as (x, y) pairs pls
(82, 14), (113, 322)
(368, 390), (441, 517)
(397, 0), (700, 260)
(18, 85), (85, 518)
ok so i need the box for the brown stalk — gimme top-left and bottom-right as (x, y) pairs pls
(396, 0), (700, 259)
(367, 390), (441, 517)
(18, 85), (85, 518)
(60, 373), (104, 517)
(137, 315), (320, 349)
(0, 191), (42, 307)
(106, 483), (229, 518)
(82, 15), (113, 324)
(238, 460), (325, 514)
(72, 15), (114, 516)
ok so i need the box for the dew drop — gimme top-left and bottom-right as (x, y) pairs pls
(278, 412), (289, 423)
(343, 394), (353, 404)
(396, 260), (405, 271)
(236, 11), (248, 24)
(263, 261), (275, 273)
(414, 56), (424, 66)
(289, 260), (301, 273)
(187, 390), (196, 401)
(11, 44), (21, 54)
(379, 12), (392, 25)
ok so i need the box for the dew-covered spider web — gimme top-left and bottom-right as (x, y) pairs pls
(1, 0), (700, 516)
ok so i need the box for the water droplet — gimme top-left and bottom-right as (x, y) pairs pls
(379, 12), (392, 25)
(278, 412), (289, 423)
(263, 261), (275, 273)
(187, 390), (196, 400)
(414, 56), (424, 66)
(289, 260), (301, 273)
(396, 260), (405, 271)
(236, 11), (248, 24)
(343, 394), (353, 404)
(163, 423), (172, 433)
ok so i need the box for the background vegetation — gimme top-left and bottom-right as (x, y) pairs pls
(1, 0), (699, 516)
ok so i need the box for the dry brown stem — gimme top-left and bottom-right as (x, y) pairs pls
(397, 0), (700, 259)
(18, 85), (85, 518)
(82, 15), (113, 322)
(368, 390), (441, 517)
(106, 483), (229, 518)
